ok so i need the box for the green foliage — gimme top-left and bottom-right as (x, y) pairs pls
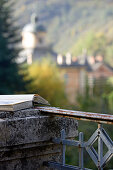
(76, 78), (113, 113)
(108, 91), (113, 111)
(105, 46), (113, 65)
(77, 81), (97, 112)
(0, 0), (27, 94)
(14, 0), (113, 53)
(71, 31), (107, 56)
(71, 31), (113, 67)
(106, 77), (113, 111)
(26, 59), (67, 107)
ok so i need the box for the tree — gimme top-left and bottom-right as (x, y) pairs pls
(26, 59), (67, 107)
(0, 0), (26, 94)
(71, 31), (113, 67)
(71, 31), (107, 57)
(76, 78), (112, 113)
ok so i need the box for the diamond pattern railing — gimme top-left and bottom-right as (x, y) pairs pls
(38, 107), (113, 169)
(44, 124), (113, 170)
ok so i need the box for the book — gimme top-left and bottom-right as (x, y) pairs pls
(0, 94), (50, 111)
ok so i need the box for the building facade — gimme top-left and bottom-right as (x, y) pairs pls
(57, 54), (113, 104)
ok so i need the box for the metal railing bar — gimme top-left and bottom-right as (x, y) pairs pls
(52, 138), (83, 147)
(79, 132), (84, 169)
(90, 146), (98, 160)
(100, 131), (113, 150)
(85, 129), (98, 147)
(101, 150), (112, 168)
(86, 146), (98, 166)
(102, 128), (113, 146)
(98, 124), (103, 170)
(109, 148), (113, 153)
(43, 161), (92, 170)
(37, 107), (113, 125)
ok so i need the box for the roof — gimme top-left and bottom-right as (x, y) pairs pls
(22, 14), (46, 33)
(57, 54), (113, 73)
(23, 24), (46, 34)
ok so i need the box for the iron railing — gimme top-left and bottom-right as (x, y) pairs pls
(37, 107), (113, 170)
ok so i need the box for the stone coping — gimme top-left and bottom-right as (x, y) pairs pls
(0, 108), (78, 147)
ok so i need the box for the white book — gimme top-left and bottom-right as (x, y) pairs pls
(0, 94), (49, 111)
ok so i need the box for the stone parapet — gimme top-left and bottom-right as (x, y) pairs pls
(0, 108), (78, 170)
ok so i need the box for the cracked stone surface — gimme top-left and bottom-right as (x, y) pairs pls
(0, 108), (78, 170)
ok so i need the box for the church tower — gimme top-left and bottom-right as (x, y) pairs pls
(21, 14), (47, 64)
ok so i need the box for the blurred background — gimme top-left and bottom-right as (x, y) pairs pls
(1, 0), (113, 169)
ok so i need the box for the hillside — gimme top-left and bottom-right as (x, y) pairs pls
(15, 0), (113, 53)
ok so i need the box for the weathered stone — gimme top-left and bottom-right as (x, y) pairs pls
(0, 108), (78, 170)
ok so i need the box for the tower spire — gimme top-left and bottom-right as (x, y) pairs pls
(31, 13), (38, 24)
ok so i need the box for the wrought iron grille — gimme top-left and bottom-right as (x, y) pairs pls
(38, 107), (113, 170)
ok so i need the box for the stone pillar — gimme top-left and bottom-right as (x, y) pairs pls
(0, 108), (78, 170)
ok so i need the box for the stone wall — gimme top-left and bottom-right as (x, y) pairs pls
(0, 108), (78, 170)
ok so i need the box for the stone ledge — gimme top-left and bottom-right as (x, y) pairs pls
(0, 108), (78, 147)
(0, 108), (78, 170)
